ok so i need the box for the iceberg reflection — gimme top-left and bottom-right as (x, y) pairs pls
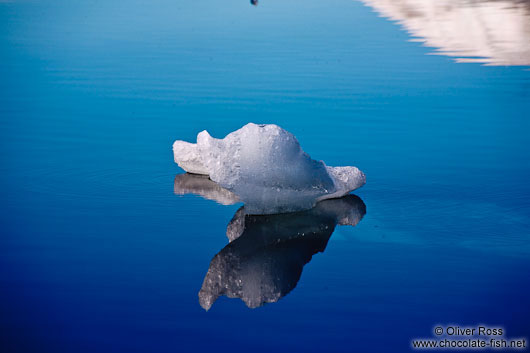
(199, 195), (366, 310)
(360, 0), (530, 66)
(174, 173), (240, 206)
(174, 173), (366, 309)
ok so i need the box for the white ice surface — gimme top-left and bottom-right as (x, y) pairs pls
(173, 123), (365, 214)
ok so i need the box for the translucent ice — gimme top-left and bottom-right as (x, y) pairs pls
(173, 123), (365, 214)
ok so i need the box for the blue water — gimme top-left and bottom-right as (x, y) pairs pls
(1, 0), (529, 352)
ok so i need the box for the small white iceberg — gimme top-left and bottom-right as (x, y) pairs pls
(173, 123), (365, 214)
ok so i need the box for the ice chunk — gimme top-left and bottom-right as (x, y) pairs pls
(198, 195), (366, 310)
(172, 141), (209, 175)
(173, 123), (365, 214)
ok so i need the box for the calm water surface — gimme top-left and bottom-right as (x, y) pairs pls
(1, 0), (529, 352)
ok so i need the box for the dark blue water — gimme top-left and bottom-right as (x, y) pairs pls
(1, 0), (529, 352)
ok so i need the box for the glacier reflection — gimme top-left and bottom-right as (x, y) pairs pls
(360, 0), (530, 66)
(174, 173), (366, 309)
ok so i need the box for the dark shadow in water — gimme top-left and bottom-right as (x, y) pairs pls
(174, 173), (366, 309)
(250, 0), (258, 5)
(200, 196), (366, 310)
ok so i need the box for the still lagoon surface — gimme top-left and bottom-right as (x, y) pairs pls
(1, 0), (529, 352)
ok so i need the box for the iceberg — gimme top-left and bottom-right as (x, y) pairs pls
(173, 123), (365, 214)
(198, 195), (367, 310)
